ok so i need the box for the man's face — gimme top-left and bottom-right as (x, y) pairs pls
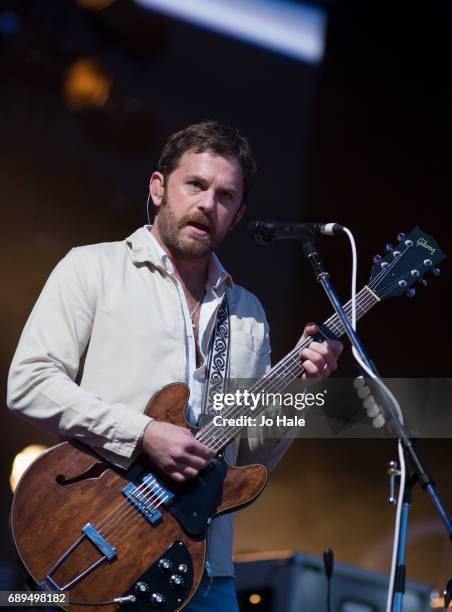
(152, 150), (245, 260)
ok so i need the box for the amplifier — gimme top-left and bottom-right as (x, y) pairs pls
(234, 551), (432, 612)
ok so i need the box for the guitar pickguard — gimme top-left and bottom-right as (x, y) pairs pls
(169, 454), (227, 538)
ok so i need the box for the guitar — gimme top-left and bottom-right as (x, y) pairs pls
(10, 227), (445, 611)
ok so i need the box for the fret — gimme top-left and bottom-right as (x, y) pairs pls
(322, 285), (378, 339)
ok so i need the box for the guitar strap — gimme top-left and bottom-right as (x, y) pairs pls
(197, 294), (230, 427)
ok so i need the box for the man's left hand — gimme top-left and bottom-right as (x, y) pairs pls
(298, 323), (343, 379)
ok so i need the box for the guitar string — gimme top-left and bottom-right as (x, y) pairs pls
(98, 476), (179, 540)
(198, 289), (376, 447)
(95, 259), (423, 541)
(367, 242), (413, 290)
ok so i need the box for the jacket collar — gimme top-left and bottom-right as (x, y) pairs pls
(125, 226), (234, 289)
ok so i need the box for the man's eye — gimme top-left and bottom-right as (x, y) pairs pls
(188, 180), (201, 188)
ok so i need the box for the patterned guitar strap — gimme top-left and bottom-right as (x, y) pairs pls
(197, 294), (230, 427)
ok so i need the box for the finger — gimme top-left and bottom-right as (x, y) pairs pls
(304, 322), (319, 336)
(309, 341), (341, 373)
(320, 347), (337, 374)
(324, 341), (343, 372)
(168, 471), (186, 483)
(308, 342), (331, 363)
(309, 341), (329, 354)
(300, 348), (326, 370)
(301, 360), (322, 379)
(298, 322), (319, 345)
(331, 339), (344, 359)
(187, 440), (215, 460)
(178, 453), (210, 471)
(180, 465), (199, 479)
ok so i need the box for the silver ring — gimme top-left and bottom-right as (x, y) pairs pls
(319, 362), (328, 373)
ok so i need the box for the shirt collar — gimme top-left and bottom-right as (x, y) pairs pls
(126, 226), (233, 289)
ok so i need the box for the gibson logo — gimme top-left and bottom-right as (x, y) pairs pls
(417, 237), (436, 255)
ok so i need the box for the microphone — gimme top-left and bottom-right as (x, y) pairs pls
(247, 220), (344, 244)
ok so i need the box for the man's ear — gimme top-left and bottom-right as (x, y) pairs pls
(149, 172), (165, 207)
(230, 204), (246, 231)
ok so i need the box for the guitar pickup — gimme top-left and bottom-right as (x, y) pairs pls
(122, 473), (174, 525)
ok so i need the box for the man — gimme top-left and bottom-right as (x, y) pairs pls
(8, 121), (342, 610)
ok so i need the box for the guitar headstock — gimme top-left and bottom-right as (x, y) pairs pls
(368, 227), (446, 301)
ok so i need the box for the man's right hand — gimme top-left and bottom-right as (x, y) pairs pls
(141, 421), (215, 483)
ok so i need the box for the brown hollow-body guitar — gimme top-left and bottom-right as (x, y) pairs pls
(11, 383), (267, 612)
(10, 228), (446, 611)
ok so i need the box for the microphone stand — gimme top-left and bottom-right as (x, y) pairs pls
(300, 239), (452, 612)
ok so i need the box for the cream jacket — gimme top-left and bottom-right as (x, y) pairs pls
(7, 227), (292, 577)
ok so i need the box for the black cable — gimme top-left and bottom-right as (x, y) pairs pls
(323, 548), (334, 612)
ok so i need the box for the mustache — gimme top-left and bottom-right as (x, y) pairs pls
(180, 212), (215, 232)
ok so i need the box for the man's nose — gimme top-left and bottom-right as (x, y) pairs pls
(197, 189), (216, 212)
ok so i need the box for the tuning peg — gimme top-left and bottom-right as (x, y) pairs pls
(397, 232), (406, 241)
(418, 278), (428, 286)
(373, 254), (382, 264)
(406, 288), (416, 298)
(432, 268), (441, 276)
(385, 244), (394, 252)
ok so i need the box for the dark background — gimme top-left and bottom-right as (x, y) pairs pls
(1, 0), (451, 597)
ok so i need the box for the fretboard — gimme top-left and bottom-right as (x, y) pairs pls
(196, 285), (379, 450)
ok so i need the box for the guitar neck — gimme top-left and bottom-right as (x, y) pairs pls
(319, 284), (380, 341)
(196, 285), (380, 449)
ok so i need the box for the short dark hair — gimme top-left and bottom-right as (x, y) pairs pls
(158, 120), (256, 201)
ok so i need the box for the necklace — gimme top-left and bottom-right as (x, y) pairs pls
(190, 290), (204, 328)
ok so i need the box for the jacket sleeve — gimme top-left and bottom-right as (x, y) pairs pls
(237, 317), (295, 471)
(7, 248), (151, 465)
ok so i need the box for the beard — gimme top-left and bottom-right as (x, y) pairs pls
(156, 192), (227, 261)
